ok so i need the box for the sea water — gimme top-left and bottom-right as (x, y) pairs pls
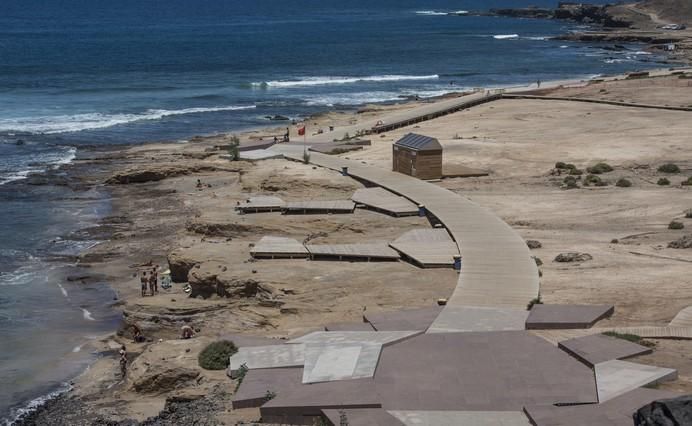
(0, 0), (669, 421)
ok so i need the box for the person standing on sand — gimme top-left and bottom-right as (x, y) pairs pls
(148, 269), (156, 296)
(181, 325), (194, 339)
(140, 271), (148, 297)
(537, 79), (541, 88)
(152, 266), (159, 294)
(119, 345), (128, 378)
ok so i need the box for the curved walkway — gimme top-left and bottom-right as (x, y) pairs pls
(273, 146), (539, 332)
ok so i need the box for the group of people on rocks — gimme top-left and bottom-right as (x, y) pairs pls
(140, 265), (160, 297)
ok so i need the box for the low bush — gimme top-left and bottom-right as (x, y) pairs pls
(685, 209), (692, 219)
(527, 294), (543, 310)
(657, 163), (680, 173)
(583, 174), (601, 186)
(198, 340), (238, 370)
(681, 177), (692, 186)
(615, 178), (632, 188)
(669, 221), (685, 230)
(568, 168), (584, 176)
(657, 178), (670, 186)
(563, 176), (579, 189)
(586, 162), (614, 174)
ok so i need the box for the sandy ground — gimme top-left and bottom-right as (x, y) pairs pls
(21, 74), (692, 424)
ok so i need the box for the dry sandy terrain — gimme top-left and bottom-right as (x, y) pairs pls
(23, 74), (692, 424)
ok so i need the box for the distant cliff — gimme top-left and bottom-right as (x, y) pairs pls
(487, 3), (632, 28)
(638, 0), (692, 23)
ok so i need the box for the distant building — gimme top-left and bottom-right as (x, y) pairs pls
(392, 133), (443, 180)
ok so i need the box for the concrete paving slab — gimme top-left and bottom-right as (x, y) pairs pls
(524, 388), (682, 426)
(388, 410), (531, 426)
(288, 330), (420, 346)
(323, 408), (404, 426)
(669, 305), (692, 327)
(427, 305), (529, 333)
(526, 304), (614, 329)
(303, 343), (383, 384)
(232, 367), (303, 409)
(325, 321), (376, 332)
(558, 334), (652, 367)
(595, 360), (678, 402)
(228, 344), (305, 376)
(364, 307), (442, 331)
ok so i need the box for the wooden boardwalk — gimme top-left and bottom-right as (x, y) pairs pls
(282, 200), (355, 214)
(351, 187), (419, 217)
(236, 196), (284, 213)
(273, 146), (539, 311)
(250, 236), (309, 259)
(389, 229), (458, 267)
(306, 243), (400, 261)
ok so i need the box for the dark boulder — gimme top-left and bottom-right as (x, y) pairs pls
(634, 394), (692, 425)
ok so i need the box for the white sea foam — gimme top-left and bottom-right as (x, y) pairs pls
(7, 383), (73, 425)
(81, 308), (95, 321)
(57, 283), (69, 298)
(415, 10), (448, 16)
(255, 74), (440, 88)
(0, 105), (256, 134)
(493, 34), (519, 40)
(301, 87), (460, 106)
(0, 146), (77, 185)
(525, 36), (547, 41)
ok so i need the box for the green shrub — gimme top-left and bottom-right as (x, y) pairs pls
(527, 294), (543, 310)
(669, 220), (685, 230)
(568, 168), (584, 176)
(615, 178), (632, 188)
(595, 180), (608, 187)
(586, 162), (614, 174)
(198, 340), (238, 370)
(685, 209), (692, 219)
(563, 176), (579, 189)
(657, 163), (680, 173)
(555, 162), (568, 169)
(583, 174), (601, 186)
(603, 331), (641, 343)
(657, 178), (670, 186)
(227, 135), (240, 161)
(681, 177), (692, 186)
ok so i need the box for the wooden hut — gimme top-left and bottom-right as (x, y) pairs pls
(392, 133), (443, 180)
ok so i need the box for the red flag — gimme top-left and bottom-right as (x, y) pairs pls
(297, 126), (306, 136)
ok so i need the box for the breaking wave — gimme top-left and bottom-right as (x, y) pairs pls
(253, 74), (440, 88)
(0, 105), (257, 134)
(493, 34), (519, 40)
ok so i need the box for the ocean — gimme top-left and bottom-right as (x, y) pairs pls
(0, 0), (669, 421)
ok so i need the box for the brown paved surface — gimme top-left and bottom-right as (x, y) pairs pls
(525, 304), (614, 330)
(523, 388), (680, 426)
(364, 307), (443, 331)
(257, 331), (598, 422)
(322, 408), (404, 426)
(558, 334), (652, 367)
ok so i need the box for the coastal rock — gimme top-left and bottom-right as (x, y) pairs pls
(526, 240), (542, 249)
(668, 235), (692, 249)
(634, 395), (692, 425)
(187, 261), (275, 300)
(132, 366), (200, 394)
(105, 164), (221, 184)
(554, 252), (593, 262)
(167, 250), (200, 283)
(185, 219), (265, 237)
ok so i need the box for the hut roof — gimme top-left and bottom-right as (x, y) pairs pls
(394, 133), (442, 152)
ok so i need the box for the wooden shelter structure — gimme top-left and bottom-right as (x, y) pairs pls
(392, 133), (443, 180)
